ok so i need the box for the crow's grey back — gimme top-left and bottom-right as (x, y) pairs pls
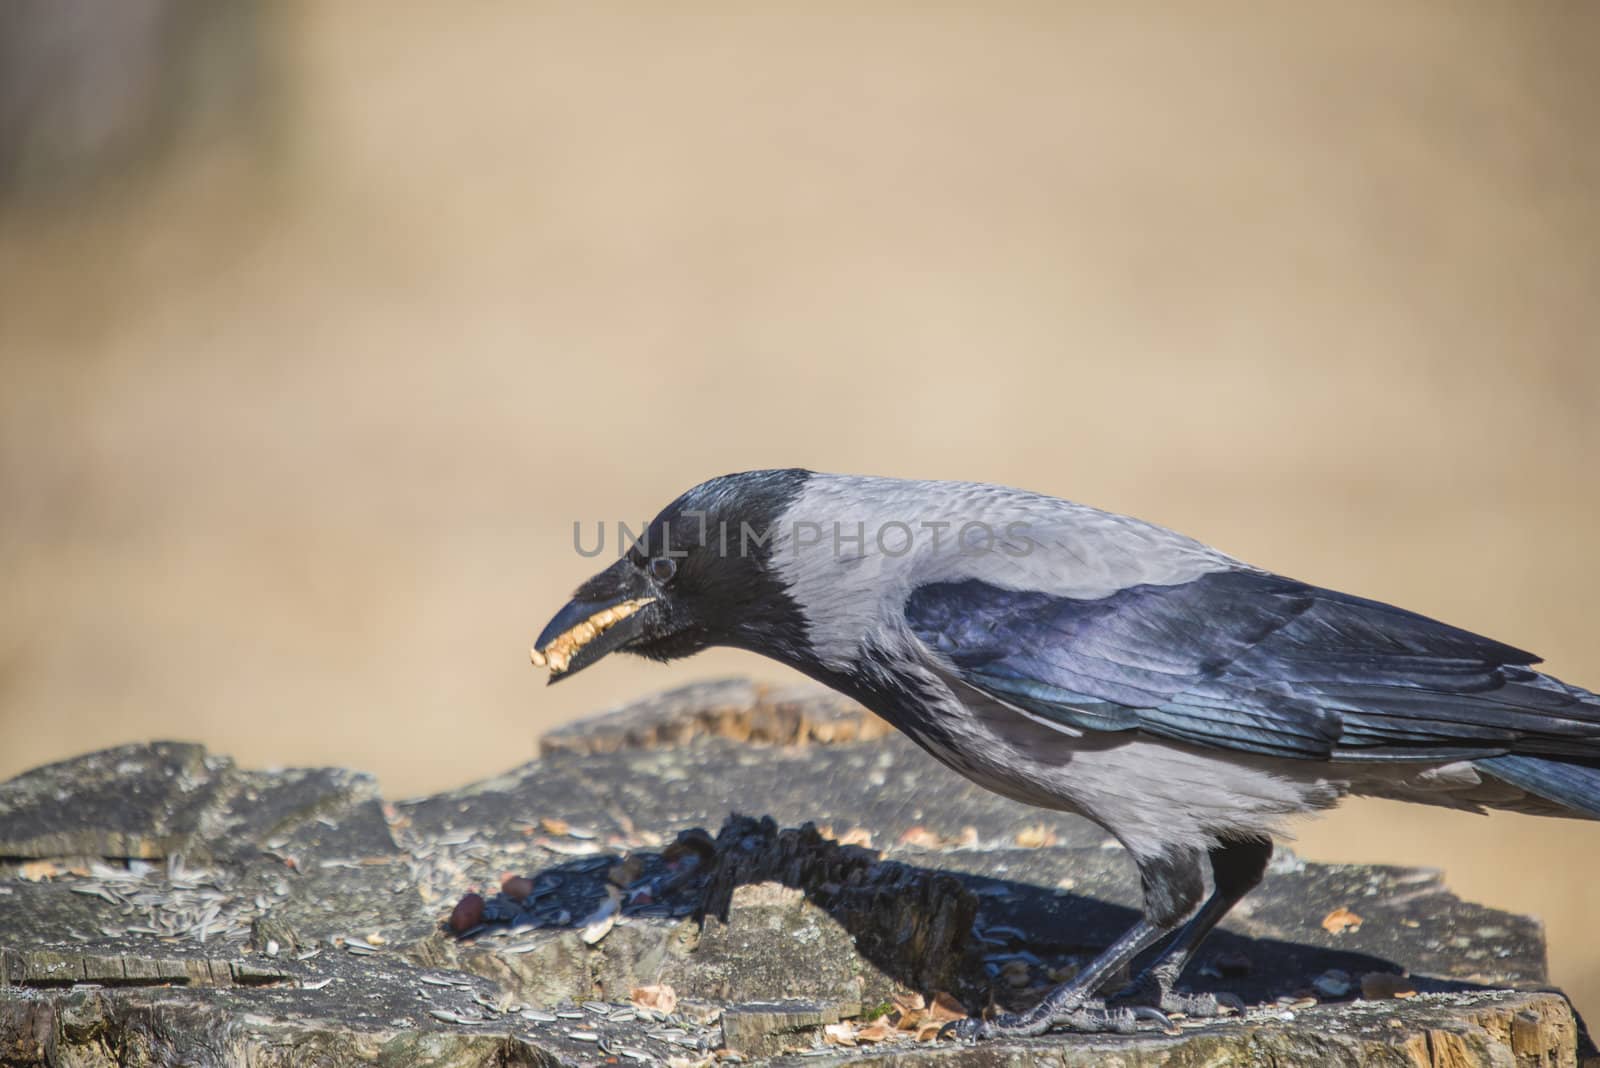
(771, 474), (1241, 671)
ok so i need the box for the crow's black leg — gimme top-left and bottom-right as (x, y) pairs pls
(946, 846), (1208, 1040)
(1109, 837), (1271, 1019)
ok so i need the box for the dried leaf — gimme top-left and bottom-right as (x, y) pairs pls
(1014, 825), (1057, 849)
(631, 983), (678, 1015)
(897, 826), (943, 849)
(927, 992), (967, 1023)
(19, 861), (58, 882)
(891, 991), (926, 1019)
(539, 817), (571, 836)
(837, 827), (873, 848)
(915, 1021), (945, 1042)
(856, 1019), (897, 1043)
(1321, 907), (1363, 934)
(822, 1022), (857, 1047)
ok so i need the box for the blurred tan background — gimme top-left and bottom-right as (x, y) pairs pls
(1, 1), (1596, 1020)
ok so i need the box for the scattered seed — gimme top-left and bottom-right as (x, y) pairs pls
(69, 883), (121, 904)
(567, 1030), (600, 1042)
(499, 941), (545, 955)
(579, 891), (621, 944)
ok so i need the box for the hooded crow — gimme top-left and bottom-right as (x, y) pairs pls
(531, 469), (1600, 1038)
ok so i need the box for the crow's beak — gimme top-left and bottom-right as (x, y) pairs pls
(531, 560), (656, 682)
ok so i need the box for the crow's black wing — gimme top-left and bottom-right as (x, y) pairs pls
(905, 569), (1600, 762)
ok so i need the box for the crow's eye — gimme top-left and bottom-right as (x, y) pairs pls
(649, 557), (678, 583)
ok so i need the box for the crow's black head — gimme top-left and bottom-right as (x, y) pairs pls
(531, 469), (812, 681)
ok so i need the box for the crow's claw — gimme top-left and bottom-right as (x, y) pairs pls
(940, 1011), (1049, 1041)
(1050, 1004), (1176, 1035)
(1214, 992), (1247, 1016)
(939, 1002), (1177, 1040)
(939, 1017), (987, 1042)
(1131, 1005), (1180, 1034)
(1111, 968), (1247, 1021)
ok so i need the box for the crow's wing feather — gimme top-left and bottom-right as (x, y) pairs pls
(905, 570), (1600, 762)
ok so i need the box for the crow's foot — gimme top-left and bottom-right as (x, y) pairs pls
(1109, 965), (1246, 1020)
(940, 1001), (1175, 1041)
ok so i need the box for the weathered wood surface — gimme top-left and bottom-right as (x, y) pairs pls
(0, 678), (1590, 1066)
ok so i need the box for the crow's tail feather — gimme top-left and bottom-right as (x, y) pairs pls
(1476, 754), (1600, 818)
